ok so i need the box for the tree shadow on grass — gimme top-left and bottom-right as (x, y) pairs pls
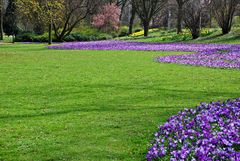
(0, 105), (179, 120)
(197, 34), (223, 41)
(195, 34), (240, 44)
(0, 83), (239, 120)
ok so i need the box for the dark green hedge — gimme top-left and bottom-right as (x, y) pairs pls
(15, 32), (113, 42)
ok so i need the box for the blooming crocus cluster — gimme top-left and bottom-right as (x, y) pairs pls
(156, 48), (240, 69)
(48, 40), (240, 69)
(147, 98), (240, 161)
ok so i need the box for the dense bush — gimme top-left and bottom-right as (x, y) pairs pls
(118, 26), (129, 37)
(33, 33), (49, 42)
(15, 30), (113, 42)
(125, 28), (218, 42)
(15, 32), (37, 42)
(147, 98), (240, 161)
(65, 33), (112, 42)
(201, 28), (216, 37)
(15, 31), (53, 42)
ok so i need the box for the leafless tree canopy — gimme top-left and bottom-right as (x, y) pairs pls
(183, 0), (202, 39)
(53, 0), (99, 41)
(211, 0), (240, 35)
(175, 0), (190, 33)
(132, 0), (167, 36)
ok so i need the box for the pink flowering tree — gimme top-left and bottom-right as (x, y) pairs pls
(92, 4), (120, 32)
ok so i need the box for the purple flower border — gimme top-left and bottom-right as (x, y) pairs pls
(48, 41), (240, 69)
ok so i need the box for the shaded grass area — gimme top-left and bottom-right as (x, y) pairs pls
(119, 28), (240, 44)
(0, 44), (240, 160)
(193, 32), (240, 44)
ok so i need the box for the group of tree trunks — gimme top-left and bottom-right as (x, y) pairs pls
(131, 0), (240, 38)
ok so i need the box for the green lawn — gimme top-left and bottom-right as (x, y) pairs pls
(0, 44), (240, 161)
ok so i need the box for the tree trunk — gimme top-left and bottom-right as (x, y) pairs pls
(128, 6), (136, 35)
(222, 24), (231, 35)
(143, 22), (149, 37)
(54, 27), (72, 42)
(12, 34), (15, 43)
(167, 9), (171, 30)
(191, 29), (200, 39)
(209, 9), (212, 28)
(53, 22), (77, 42)
(119, 4), (125, 21)
(199, 14), (202, 31)
(222, 28), (230, 35)
(177, 5), (183, 34)
(48, 20), (52, 45)
(0, 0), (3, 41)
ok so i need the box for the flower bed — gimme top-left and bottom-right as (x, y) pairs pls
(48, 41), (240, 69)
(147, 98), (240, 161)
(157, 50), (240, 69)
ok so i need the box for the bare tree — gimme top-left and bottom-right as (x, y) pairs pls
(53, 0), (99, 41)
(132, 0), (167, 37)
(183, 0), (202, 39)
(175, 0), (189, 34)
(211, 0), (240, 35)
(117, 0), (128, 20)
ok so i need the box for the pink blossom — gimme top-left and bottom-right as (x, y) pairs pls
(92, 4), (121, 32)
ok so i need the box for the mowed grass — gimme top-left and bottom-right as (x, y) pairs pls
(0, 44), (240, 161)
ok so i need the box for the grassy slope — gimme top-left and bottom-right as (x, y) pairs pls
(0, 44), (240, 160)
(118, 28), (240, 44)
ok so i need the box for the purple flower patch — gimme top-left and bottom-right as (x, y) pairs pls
(48, 40), (240, 69)
(147, 98), (240, 161)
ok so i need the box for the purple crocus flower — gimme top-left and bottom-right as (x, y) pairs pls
(146, 98), (240, 161)
(48, 40), (240, 69)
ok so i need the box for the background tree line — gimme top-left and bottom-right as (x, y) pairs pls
(0, 0), (239, 43)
